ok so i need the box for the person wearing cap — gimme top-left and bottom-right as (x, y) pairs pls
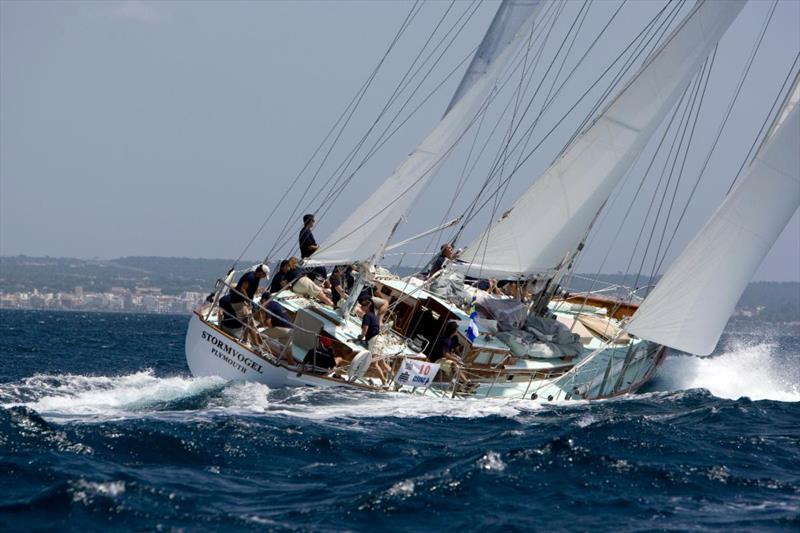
(234, 264), (269, 300)
(299, 214), (328, 283)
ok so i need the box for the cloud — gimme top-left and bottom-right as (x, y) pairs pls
(109, 1), (164, 24)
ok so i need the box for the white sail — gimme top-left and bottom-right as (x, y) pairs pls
(627, 73), (800, 356)
(446, 0), (541, 115)
(455, 0), (746, 279)
(306, 1), (544, 267)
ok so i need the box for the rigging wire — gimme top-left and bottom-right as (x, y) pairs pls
(268, 1), (565, 262)
(625, 58), (708, 291)
(265, 0), (488, 261)
(652, 0), (780, 274)
(232, 0), (424, 268)
(562, 50), (708, 302)
(633, 55), (710, 292)
(457, 0), (682, 276)
(455, 0), (679, 239)
(265, 0), (469, 260)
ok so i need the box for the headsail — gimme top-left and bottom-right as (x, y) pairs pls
(626, 72), (800, 356)
(445, 0), (541, 115)
(455, 0), (746, 279)
(306, 1), (544, 267)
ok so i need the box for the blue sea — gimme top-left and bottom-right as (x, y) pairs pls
(1, 309), (798, 531)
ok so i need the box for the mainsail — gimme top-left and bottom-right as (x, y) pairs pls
(455, 0), (746, 279)
(626, 72), (800, 356)
(306, 0), (543, 267)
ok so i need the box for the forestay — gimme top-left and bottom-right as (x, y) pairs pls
(455, 0), (746, 279)
(627, 73), (800, 356)
(306, 1), (544, 267)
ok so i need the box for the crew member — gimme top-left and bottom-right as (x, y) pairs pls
(358, 298), (389, 382)
(299, 214), (327, 282)
(425, 243), (456, 278)
(429, 321), (467, 382)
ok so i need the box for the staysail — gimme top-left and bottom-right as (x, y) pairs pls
(455, 0), (746, 279)
(626, 72), (800, 356)
(306, 1), (543, 267)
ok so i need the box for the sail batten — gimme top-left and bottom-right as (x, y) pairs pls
(306, 1), (544, 267)
(627, 72), (800, 356)
(455, 0), (746, 278)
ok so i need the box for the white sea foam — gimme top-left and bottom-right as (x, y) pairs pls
(478, 451), (507, 471)
(0, 370), (226, 418)
(263, 387), (543, 421)
(656, 340), (800, 402)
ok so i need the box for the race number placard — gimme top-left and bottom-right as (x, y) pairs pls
(393, 358), (440, 387)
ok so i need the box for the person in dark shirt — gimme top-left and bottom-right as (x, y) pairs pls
(329, 265), (348, 308)
(285, 256), (334, 306)
(299, 214), (327, 282)
(258, 292), (293, 329)
(355, 286), (389, 324)
(254, 292), (293, 344)
(429, 321), (467, 382)
(358, 299), (389, 382)
(235, 264), (269, 300)
(302, 334), (342, 370)
(425, 243), (456, 279)
(269, 260), (291, 294)
(361, 301), (380, 343)
(218, 292), (247, 339)
(299, 214), (319, 258)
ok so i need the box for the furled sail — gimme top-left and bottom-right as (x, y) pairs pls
(306, 1), (543, 267)
(455, 0), (746, 279)
(626, 72), (800, 356)
(445, 0), (541, 115)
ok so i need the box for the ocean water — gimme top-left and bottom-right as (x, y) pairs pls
(0, 310), (798, 531)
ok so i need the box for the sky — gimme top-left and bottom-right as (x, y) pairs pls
(1, 0), (798, 281)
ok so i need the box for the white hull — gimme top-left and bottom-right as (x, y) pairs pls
(185, 313), (350, 390)
(185, 312), (666, 400)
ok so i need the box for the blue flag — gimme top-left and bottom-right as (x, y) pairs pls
(466, 296), (479, 342)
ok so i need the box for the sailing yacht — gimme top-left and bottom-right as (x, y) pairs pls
(185, 0), (799, 401)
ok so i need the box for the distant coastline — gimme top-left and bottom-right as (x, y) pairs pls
(1, 255), (798, 322)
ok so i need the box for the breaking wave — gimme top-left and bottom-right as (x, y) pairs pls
(0, 370), (227, 419)
(653, 339), (800, 402)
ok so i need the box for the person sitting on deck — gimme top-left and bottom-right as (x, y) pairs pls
(302, 334), (342, 370)
(299, 214), (328, 283)
(329, 265), (348, 310)
(357, 298), (390, 382)
(354, 286), (389, 325)
(280, 257), (334, 306)
(218, 291), (248, 340)
(255, 292), (293, 342)
(429, 321), (468, 383)
(425, 243), (456, 279)
(269, 260), (291, 294)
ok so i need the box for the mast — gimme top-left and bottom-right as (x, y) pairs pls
(453, 0), (747, 279)
(626, 71), (800, 356)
